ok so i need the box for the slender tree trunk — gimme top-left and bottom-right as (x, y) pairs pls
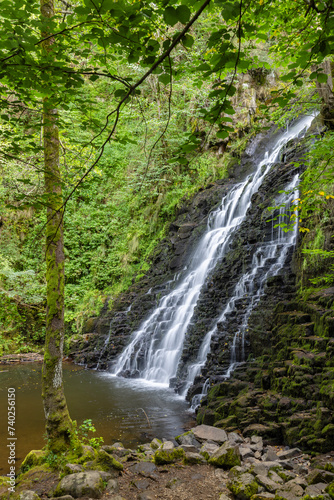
(40, 0), (74, 453)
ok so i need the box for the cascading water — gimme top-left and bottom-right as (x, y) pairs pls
(112, 114), (315, 392)
(186, 175), (299, 408)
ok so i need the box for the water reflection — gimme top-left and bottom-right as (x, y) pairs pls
(0, 362), (191, 474)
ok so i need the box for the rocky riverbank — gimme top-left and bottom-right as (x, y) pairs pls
(3, 424), (334, 500)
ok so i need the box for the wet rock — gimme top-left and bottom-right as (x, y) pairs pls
(193, 424), (228, 444)
(54, 471), (106, 498)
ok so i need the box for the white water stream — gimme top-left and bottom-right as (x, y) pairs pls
(112, 115), (315, 393)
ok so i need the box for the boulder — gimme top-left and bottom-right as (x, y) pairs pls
(193, 425), (228, 444)
(175, 432), (200, 448)
(209, 442), (241, 469)
(127, 462), (157, 475)
(255, 475), (280, 493)
(200, 441), (220, 459)
(304, 483), (327, 497)
(54, 471), (106, 498)
(228, 472), (259, 500)
(276, 449), (302, 460)
(307, 469), (334, 485)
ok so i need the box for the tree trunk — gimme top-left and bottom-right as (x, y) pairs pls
(40, 0), (74, 453)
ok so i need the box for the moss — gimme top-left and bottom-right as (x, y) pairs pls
(209, 448), (241, 469)
(228, 477), (258, 499)
(92, 450), (123, 472)
(75, 445), (97, 465)
(325, 482), (334, 499)
(20, 450), (45, 473)
(154, 448), (185, 465)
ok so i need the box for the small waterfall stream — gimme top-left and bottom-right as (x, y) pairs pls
(112, 115), (314, 393)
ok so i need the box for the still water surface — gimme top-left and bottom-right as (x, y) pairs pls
(0, 362), (191, 474)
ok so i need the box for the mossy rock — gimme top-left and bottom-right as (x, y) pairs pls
(228, 473), (258, 500)
(91, 450), (123, 472)
(150, 438), (162, 450)
(325, 482), (334, 499)
(209, 444), (241, 469)
(154, 448), (185, 465)
(76, 445), (97, 465)
(20, 451), (45, 473)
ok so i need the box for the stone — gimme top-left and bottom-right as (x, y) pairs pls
(262, 449), (278, 462)
(175, 432), (200, 448)
(220, 494), (232, 500)
(94, 449), (123, 471)
(137, 493), (156, 500)
(209, 441), (241, 469)
(179, 444), (199, 453)
(229, 432), (245, 444)
(162, 441), (174, 451)
(193, 425), (228, 444)
(276, 449), (302, 460)
(307, 469), (334, 485)
(64, 464), (84, 474)
(268, 471), (284, 484)
(275, 480), (304, 500)
(128, 462), (157, 475)
(255, 452), (262, 459)
(251, 493), (275, 500)
(154, 447), (185, 465)
(183, 452), (207, 465)
(240, 447), (255, 460)
(228, 472), (259, 500)
(251, 436), (263, 446)
(105, 479), (119, 494)
(256, 475), (280, 493)
(19, 491), (40, 500)
(253, 463), (283, 476)
(54, 471), (106, 498)
(200, 441), (220, 459)
(150, 438), (162, 450)
(304, 483), (327, 497)
(132, 479), (150, 490)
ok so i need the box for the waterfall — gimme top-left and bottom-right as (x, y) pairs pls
(112, 114), (315, 391)
(184, 175), (299, 403)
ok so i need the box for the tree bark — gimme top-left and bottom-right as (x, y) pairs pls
(40, 0), (74, 453)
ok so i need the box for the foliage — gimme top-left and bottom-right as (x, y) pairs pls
(74, 419), (104, 449)
(0, 0), (333, 346)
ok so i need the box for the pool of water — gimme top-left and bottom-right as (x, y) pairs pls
(0, 362), (192, 475)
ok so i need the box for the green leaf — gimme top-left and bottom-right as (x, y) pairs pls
(176, 5), (191, 24)
(164, 7), (178, 26)
(158, 73), (171, 85)
(217, 130), (229, 139)
(317, 73), (328, 83)
(182, 34), (194, 48)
